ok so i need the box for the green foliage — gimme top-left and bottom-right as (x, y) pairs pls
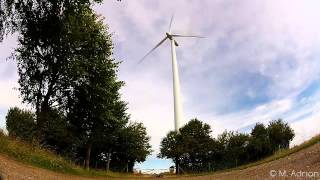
(159, 119), (214, 173)
(223, 132), (250, 167)
(6, 107), (36, 142)
(247, 123), (272, 161)
(0, 0), (103, 38)
(179, 119), (214, 172)
(158, 131), (183, 160)
(111, 122), (152, 172)
(40, 109), (74, 156)
(267, 119), (295, 151)
(122, 122), (152, 163)
(158, 130), (183, 174)
(63, 9), (129, 169)
(213, 131), (250, 169)
(1, 0), (150, 172)
(159, 118), (295, 174)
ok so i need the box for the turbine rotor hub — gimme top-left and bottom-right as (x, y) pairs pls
(166, 32), (173, 40)
(166, 32), (178, 46)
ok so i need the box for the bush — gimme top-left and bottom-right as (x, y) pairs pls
(5, 107), (36, 142)
(267, 119), (295, 151)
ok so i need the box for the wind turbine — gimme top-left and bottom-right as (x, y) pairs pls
(139, 16), (204, 133)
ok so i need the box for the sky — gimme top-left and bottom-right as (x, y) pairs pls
(1, 0), (320, 172)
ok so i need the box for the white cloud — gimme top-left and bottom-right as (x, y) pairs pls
(92, 0), (320, 156)
(0, 37), (18, 99)
(0, 81), (21, 108)
(121, 72), (174, 154)
(291, 113), (320, 146)
(0, 1), (320, 169)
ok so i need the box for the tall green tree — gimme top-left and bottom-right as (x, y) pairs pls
(0, 0), (106, 137)
(1, 0), (151, 172)
(64, 11), (129, 169)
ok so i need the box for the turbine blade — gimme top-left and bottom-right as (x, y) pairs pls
(138, 37), (168, 64)
(171, 34), (205, 38)
(168, 14), (174, 32)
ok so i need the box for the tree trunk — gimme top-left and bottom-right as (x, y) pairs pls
(126, 161), (129, 173)
(85, 143), (92, 170)
(106, 151), (111, 172)
(36, 103), (50, 141)
(175, 157), (179, 175)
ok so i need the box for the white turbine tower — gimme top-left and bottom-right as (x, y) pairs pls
(139, 16), (204, 133)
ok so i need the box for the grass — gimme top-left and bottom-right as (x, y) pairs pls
(0, 132), (142, 178)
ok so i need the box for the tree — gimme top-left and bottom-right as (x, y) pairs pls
(1, 0), (151, 172)
(226, 132), (250, 167)
(159, 118), (295, 173)
(179, 119), (213, 172)
(0, 0), (108, 138)
(247, 123), (272, 161)
(159, 119), (213, 173)
(111, 122), (152, 172)
(0, 0), (104, 37)
(40, 109), (74, 155)
(158, 131), (183, 174)
(0, 0), (124, 43)
(64, 10), (131, 170)
(216, 131), (250, 168)
(5, 107), (36, 142)
(267, 119), (295, 151)
(206, 138), (224, 171)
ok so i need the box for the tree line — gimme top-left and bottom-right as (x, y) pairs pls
(1, 0), (151, 172)
(159, 119), (295, 174)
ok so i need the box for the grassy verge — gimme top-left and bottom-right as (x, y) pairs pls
(0, 133), (139, 178)
(231, 134), (320, 171)
(175, 134), (320, 178)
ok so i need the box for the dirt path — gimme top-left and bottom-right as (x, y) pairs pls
(0, 154), (104, 180)
(1, 143), (320, 180)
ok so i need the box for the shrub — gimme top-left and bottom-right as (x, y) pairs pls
(6, 107), (36, 142)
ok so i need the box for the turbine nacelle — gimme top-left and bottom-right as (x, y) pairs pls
(165, 32), (172, 39)
(166, 32), (179, 46)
